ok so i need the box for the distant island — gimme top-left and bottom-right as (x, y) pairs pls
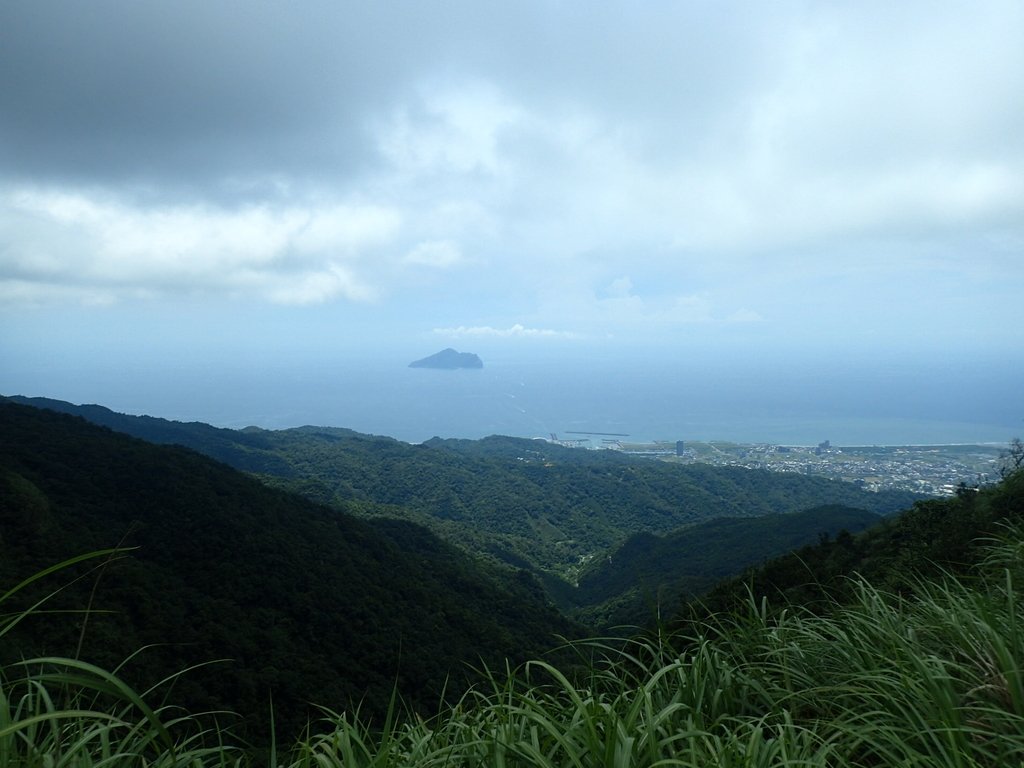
(409, 348), (483, 369)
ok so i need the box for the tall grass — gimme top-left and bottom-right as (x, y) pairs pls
(288, 527), (1024, 768)
(5, 530), (1024, 766)
(0, 551), (241, 767)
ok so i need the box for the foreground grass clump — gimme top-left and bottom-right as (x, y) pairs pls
(287, 526), (1024, 767)
(5, 528), (1024, 766)
(0, 551), (240, 767)
(0, 657), (240, 768)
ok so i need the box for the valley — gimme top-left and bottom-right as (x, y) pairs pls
(2, 394), (1023, 765)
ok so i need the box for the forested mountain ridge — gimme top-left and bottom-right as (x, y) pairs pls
(0, 401), (579, 741)
(4, 405), (1021, 767)
(5, 396), (1021, 765)
(680, 458), (1024, 622)
(570, 504), (882, 629)
(6, 397), (922, 590)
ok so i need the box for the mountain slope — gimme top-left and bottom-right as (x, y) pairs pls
(681, 466), (1024, 623)
(0, 401), (578, 741)
(570, 504), (881, 628)
(5, 397), (923, 587)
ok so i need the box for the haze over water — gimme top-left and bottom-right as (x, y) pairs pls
(10, 349), (1017, 447)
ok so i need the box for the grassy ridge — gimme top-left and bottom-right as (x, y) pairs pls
(4, 472), (1023, 766)
(4, 521), (1024, 766)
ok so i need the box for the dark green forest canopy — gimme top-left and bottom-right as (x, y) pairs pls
(679, 466), (1024, 625)
(2, 395), (1022, 766)
(573, 504), (882, 629)
(4, 396), (1021, 762)
(6, 397), (921, 587)
(0, 401), (579, 741)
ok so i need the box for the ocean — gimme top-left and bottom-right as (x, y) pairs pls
(45, 352), (1017, 447)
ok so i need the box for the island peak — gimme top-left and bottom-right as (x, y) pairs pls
(409, 348), (483, 370)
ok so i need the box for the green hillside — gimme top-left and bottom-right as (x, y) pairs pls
(0, 401), (578, 741)
(6, 397), (922, 592)
(3, 438), (1022, 766)
(570, 504), (881, 629)
(682, 453), (1024, 620)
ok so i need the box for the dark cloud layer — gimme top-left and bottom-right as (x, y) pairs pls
(0, 1), (1021, 359)
(1, 2), (445, 188)
(0, 2), (785, 190)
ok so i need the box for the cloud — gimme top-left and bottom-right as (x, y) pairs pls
(604, 276), (635, 299)
(433, 323), (578, 339)
(659, 295), (715, 325)
(378, 80), (527, 177)
(0, 279), (119, 308)
(264, 264), (375, 305)
(602, 292), (735, 327)
(404, 240), (463, 268)
(726, 308), (765, 324)
(1, 187), (399, 304)
(579, 277), (762, 330)
(0, 0), (1022, 359)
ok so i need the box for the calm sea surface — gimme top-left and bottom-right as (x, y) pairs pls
(77, 355), (1019, 447)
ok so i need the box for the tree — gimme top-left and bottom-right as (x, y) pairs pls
(1000, 437), (1024, 479)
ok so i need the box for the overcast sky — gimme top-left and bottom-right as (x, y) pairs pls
(2, 1), (1023, 391)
